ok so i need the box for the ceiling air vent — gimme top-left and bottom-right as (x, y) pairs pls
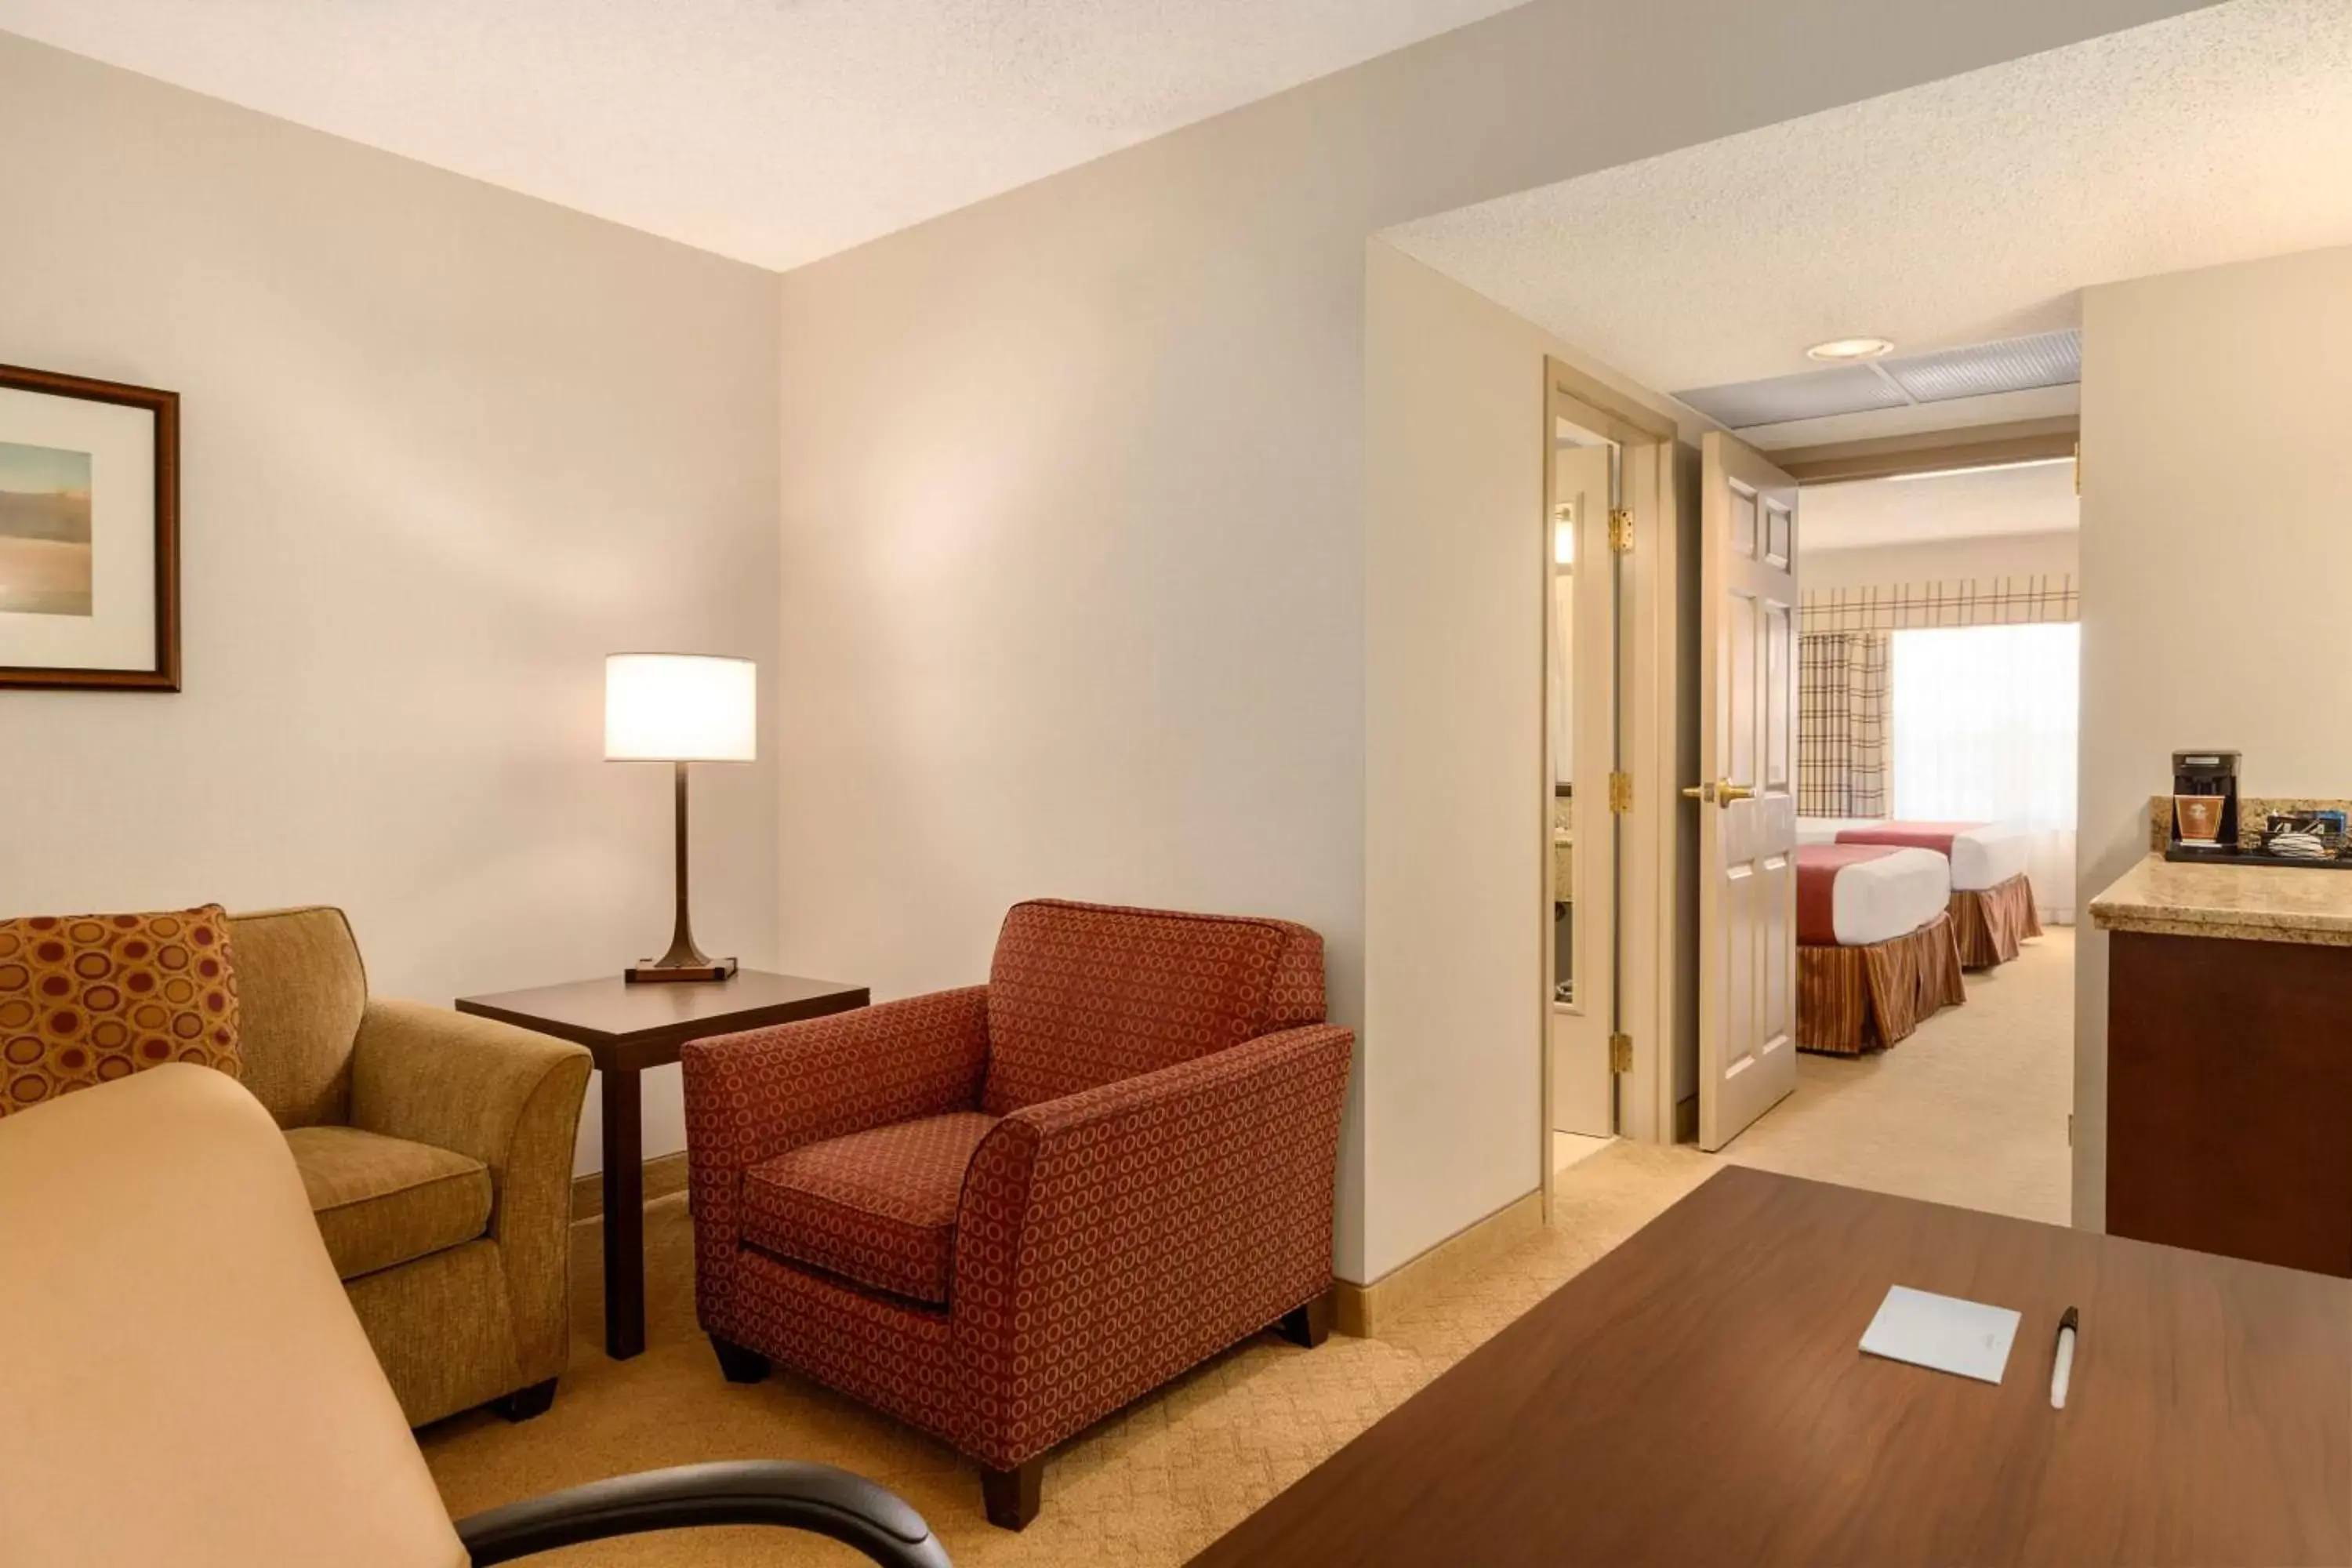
(1674, 328), (2082, 430)
(1879, 329), (2080, 404)
(1672, 365), (1909, 430)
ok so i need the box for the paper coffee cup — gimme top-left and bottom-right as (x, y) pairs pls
(2176, 794), (2225, 846)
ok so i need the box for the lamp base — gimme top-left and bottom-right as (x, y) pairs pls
(625, 956), (739, 985)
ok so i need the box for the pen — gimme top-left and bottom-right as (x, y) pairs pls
(2049, 1306), (2078, 1410)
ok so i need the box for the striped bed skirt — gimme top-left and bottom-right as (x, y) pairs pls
(1948, 873), (2042, 969)
(1797, 910), (1968, 1057)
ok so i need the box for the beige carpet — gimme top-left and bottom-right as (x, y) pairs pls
(421, 1143), (1713, 1565)
(423, 931), (2070, 1563)
(1711, 925), (2074, 1226)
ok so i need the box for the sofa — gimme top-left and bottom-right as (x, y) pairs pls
(681, 898), (1356, 1528)
(226, 906), (593, 1426)
(0, 1064), (948, 1568)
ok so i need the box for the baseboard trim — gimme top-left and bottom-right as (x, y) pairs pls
(1333, 1189), (1545, 1340)
(571, 1151), (690, 1223)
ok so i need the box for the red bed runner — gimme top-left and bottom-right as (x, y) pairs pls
(1834, 821), (1989, 858)
(1795, 843), (1900, 946)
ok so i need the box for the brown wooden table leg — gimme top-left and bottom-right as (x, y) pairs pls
(600, 1065), (645, 1359)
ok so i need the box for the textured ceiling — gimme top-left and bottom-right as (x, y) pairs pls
(1383, 0), (2352, 395)
(0, 0), (1524, 271)
(1805, 461), (2078, 551)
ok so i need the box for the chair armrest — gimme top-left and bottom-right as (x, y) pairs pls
(681, 985), (989, 1293)
(348, 999), (592, 1383)
(953, 1022), (1353, 1468)
(454, 1460), (950, 1568)
(681, 985), (990, 1181)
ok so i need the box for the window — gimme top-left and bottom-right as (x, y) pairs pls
(1891, 622), (2079, 921)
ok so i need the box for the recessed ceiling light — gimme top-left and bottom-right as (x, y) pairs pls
(1806, 337), (1895, 363)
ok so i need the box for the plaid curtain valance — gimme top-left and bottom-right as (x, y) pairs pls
(1801, 575), (2078, 636)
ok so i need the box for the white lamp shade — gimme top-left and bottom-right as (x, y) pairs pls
(604, 653), (757, 762)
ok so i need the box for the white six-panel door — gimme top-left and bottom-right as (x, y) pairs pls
(1696, 432), (1801, 1152)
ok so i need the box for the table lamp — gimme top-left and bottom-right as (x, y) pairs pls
(604, 652), (757, 982)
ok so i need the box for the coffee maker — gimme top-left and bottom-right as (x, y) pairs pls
(2168, 750), (2241, 860)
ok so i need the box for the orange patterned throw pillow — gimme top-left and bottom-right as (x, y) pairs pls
(0, 906), (241, 1118)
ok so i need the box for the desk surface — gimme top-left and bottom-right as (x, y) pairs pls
(1192, 1167), (2350, 1567)
(455, 970), (866, 1071)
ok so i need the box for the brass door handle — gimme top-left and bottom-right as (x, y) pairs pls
(1682, 779), (1755, 806)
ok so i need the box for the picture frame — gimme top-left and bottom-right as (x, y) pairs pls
(0, 363), (180, 691)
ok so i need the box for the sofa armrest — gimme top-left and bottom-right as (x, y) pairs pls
(681, 986), (989, 1330)
(350, 998), (592, 1225)
(952, 1022), (1354, 1468)
(349, 998), (592, 1382)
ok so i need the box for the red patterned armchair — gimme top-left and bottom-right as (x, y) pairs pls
(681, 899), (1354, 1529)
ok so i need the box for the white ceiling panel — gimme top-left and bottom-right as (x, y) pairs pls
(0, 0), (1526, 271)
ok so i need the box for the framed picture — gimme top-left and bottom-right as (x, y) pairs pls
(0, 364), (179, 691)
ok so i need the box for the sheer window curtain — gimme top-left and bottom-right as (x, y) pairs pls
(1891, 623), (2080, 923)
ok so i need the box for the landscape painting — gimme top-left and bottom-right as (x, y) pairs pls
(0, 363), (178, 689)
(0, 439), (93, 617)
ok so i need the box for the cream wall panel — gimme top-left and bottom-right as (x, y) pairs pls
(1365, 244), (1555, 1277)
(1803, 529), (2080, 591)
(0, 33), (782, 1176)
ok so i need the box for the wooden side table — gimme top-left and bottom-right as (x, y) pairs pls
(456, 970), (868, 1359)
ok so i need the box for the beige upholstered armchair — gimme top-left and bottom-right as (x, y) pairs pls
(226, 906), (592, 1426)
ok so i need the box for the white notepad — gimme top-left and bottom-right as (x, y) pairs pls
(1859, 1285), (2021, 1385)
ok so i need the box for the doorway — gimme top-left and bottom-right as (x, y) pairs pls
(1547, 413), (1614, 1171)
(1702, 447), (2082, 1224)
(1538, 363), (1685, 1199)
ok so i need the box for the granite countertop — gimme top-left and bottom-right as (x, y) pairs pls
(2089, 855), (2352, 948)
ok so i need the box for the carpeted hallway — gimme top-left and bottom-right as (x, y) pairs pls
(422, 930), (2071, 1564)
(1711, 925), (2074, 1225)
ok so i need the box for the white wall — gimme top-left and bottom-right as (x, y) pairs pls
(0, 33), (784, 1175)
(2074, 244), (2352, 1229)
(768, 0), (2205, 1284)
(1802, 528), (2079, 591)
(1364, 243), (1557, 1275)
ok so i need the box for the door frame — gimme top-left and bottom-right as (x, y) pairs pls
(1541, 358), (1685, 1222)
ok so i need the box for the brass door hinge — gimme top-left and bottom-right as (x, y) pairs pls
(1608, 771), (1633, 814)
(1608, 508), (1634, 554)
(1609, 1033), (1633, 1073)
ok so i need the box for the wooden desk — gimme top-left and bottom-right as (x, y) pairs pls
(456, 971), (866, 1359)
(1193, 1167), (2349, 1566)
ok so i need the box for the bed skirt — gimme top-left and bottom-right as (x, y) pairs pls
(1948, 873), (2042, 968)
(1798, 911), (1968, 1057)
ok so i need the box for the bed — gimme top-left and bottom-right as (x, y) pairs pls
(1795, 844), (1966, 1056)
(1797, 818), (2042, 968)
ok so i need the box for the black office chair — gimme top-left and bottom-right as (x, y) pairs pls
(457, 1460), (949, 1566)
